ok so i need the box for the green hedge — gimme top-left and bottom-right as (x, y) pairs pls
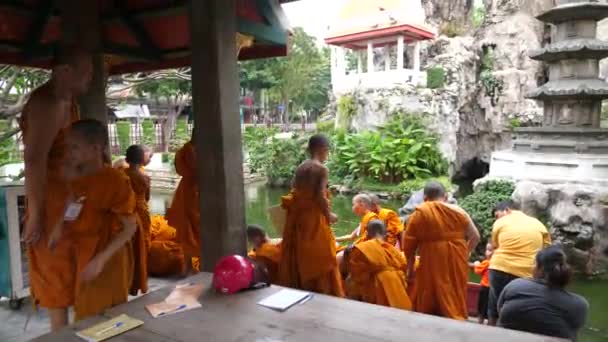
(141, 120), (155, 147)
(0, 120), (18, 166)
(460, 180), (515, 256)
(427, 67), (446, 89)
(115, 121), (131, 154)
(170, 119), (190, 152)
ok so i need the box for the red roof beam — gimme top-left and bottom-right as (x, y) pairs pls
(325, 24), (434, 46)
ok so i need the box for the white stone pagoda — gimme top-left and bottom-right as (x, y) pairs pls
(324, 0), (435, 94)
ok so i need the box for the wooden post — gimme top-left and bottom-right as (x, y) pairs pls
(189, 0), (247, 271)
(58, 0), (107, 124)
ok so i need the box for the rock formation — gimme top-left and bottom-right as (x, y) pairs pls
(513, 181), (608, 274)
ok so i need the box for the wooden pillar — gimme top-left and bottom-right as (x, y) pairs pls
(189, 0), (247, 271)
(397, 35), (404, 70)
(58, 0), (107, 124)
(367, 40), (374, 73)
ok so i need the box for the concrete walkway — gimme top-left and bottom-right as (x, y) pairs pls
(0, 277), (175, 342)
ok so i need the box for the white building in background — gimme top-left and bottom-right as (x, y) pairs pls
(324, 0), (436, 94)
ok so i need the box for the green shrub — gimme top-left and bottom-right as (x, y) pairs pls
(427, 67), (446, 89)
(337, 95), (357, 129)
(460, 180), (515, 256)
(264, 134), (308, 186)
(115, 121), (131, 154)
(243, 127), (278, 173)
(328, 115), (447, 184)
(141, 120), (155, 148)
(316, 119), (335, 134)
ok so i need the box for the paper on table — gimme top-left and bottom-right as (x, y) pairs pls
(76, 314), (143, 342)
(146, 283), (204, 318)
(257, 289), (313, 312)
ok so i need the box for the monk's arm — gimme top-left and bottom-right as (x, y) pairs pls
(464, 217), (480, 254)
(97, 214), (137, 263)
(402, 213), (420, 281)
(23, 99), (64, 241)
(541, 228), (551, 247)
(335, 227), (358, 242)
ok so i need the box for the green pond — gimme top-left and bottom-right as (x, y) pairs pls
(151, 183), (607, 341)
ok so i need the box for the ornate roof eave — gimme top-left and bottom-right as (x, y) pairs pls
(529, 39), (608, 62)
(537, 2), (608, 24)
(526, 79), (608, 100)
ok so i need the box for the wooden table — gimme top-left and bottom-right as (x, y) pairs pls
(33, 273), (562, 342)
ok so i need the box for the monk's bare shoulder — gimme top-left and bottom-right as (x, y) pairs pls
(22, 84), (54, 114)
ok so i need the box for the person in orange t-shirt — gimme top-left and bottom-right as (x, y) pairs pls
(470, 242), (494, 324)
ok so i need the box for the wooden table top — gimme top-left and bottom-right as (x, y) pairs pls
(33, 273), (563, 342)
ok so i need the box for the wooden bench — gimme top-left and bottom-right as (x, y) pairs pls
(33, 273), (563, 341)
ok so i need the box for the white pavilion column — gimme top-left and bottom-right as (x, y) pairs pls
(357, 50), (363, 74)
(384, 45), (391, 71)
(397, 35), (404, 70)
(413, 41), (421, 71)
(336, 46), (346, 76)
(367, 40), (374, 73)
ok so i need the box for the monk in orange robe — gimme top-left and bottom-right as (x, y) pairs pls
(402, 181), (480, 320)
(346, 219), (412, 310)
(113, 145), (153, 171)
(56, 119), (138, 321)
(166, 140), (200, 274)
(277, 160), (344, 297)
(123, 145), (151, 295)
(247, 224), (281, 283)
(147, 215), (186, 276)
(306, 134), (339, 224)
(370, 194), (404, 247)
(20, 46), (93, 331)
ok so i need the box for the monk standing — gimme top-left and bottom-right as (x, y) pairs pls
(277, 160), (344, 297)
(370, 194), (404, 248)
(166, 139), (199, 275)
(20, 46), (92, 331)
(123, 145), (151, 295)
(346, 219), (412, 310)
(402, 181), (480, 320)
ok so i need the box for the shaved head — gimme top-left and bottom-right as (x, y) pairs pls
(369, 194), (381, 205)
(353, 193), (372, 209)
(423, 181), (446, 201)
(367, 219), (387, 239)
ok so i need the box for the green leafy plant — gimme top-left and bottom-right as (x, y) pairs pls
(471, 6), (486, 28)
(480, 47), (504, 105)
(115, 121), (131, 154)
(316, 119), (335, 134)
(243, 127), (278, 173)
(427, 67), (446, 89)
(327, 115), (447, 184)
(509, 118), (522, 130)
(399, 176), (454, 197)
(141, 120), (156, 148)
(337, 95), (357, 129)
(262, 134), (308, 186)
(460, 180), (515, 256)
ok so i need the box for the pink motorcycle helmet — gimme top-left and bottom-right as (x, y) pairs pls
(212, 255), (255, 295)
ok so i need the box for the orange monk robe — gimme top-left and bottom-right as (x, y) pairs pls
(67, 167), (136, 321)
(348, 239), (412, 310)
(166, 141), (200, 262)
(123, 168), (151, 295)
(248, 242), (282, 283)
(20, 97), (79, 309)
(353, 211), (380, 245)
(402, 202), (470, 320)
(377, 208), (404, 247)
(277, 191), (344, 297)
(148, 215), (183, 276)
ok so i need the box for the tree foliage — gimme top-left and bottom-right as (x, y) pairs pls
(239, 27), (331, 123)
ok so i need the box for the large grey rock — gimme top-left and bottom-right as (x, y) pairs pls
(513, 181), (608, 274)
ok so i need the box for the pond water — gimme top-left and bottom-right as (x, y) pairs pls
(151, 183), (607, 341)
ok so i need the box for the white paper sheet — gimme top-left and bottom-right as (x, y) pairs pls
(257, 289), (313, 312)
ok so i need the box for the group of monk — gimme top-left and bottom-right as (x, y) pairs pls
(247, 135), (481, 320)
(22, 47), (481, 334)
(20, 47), (200, 332)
